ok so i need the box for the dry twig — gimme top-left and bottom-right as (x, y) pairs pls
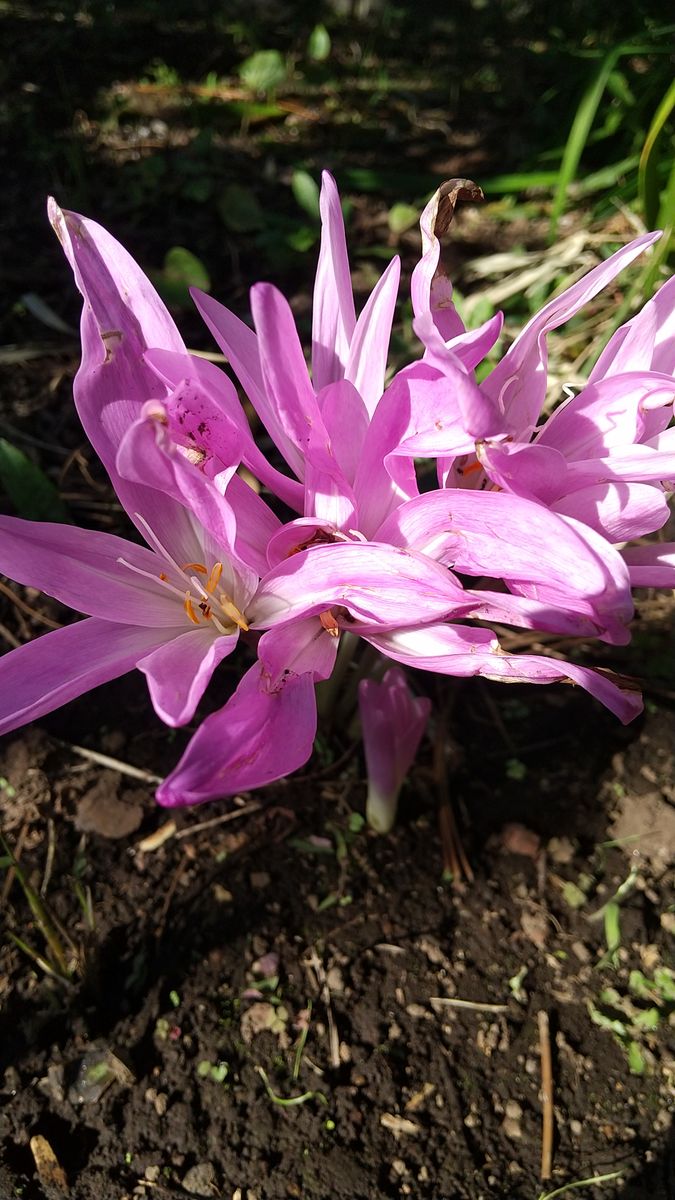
(538, 1009), (554, 1181)
(0, 578), (62, 630)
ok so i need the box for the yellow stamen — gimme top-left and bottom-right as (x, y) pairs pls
(159, 572), (168, 582)
(183, 562), (208, 574)
(219, 594), (250, 632)
(206, 561), (223, 593)
(184, 592), (200, 625)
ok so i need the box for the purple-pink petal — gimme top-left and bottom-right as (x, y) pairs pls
(359, 668), (431, 832)
(257, 618), (339, 689)
(251, 541), (472, 631)
(155, 662), (317, 806)
(312, 170), (357, 391)
(48, 202), (198, 550)
(621, 542), (675, 587)
(0, 515), (182, 627)
(344, 255), (400, 415)
(366, 624), (643, 723)
(137, 627), (238, 727)
(589, 273), (675, 381)
(553, 481), (670, 543)
(250, 282), (319, 472)
(482, 233), (661, 436)
(0, 618), (174, 736)
(373, 488), (633, 642)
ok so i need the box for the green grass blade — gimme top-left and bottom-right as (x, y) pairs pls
(641, 157), (675, 296)
(481, 170), (560, 194)
(549, 48), (620, 241)
(639, 78), (675, 229)
(538, 1169), (624, 1200)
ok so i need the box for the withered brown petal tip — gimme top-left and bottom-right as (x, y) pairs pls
(434, 178), (484, 237)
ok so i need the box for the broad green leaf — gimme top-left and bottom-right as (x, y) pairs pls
(291, 169), (321, 220)
(387, 202), (418, 236)
(218, 184), (265, 233)
(239, 50), (287, 95)
(0, 439), (68, 522)
(163, 247), (210, 291)
(153, 247), (210, 308)
(307, 23), (331, 62)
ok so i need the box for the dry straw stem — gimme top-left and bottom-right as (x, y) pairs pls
(538, 1009), (554, 1181)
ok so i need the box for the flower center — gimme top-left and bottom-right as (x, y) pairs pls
(180, 561), (249, 634)
(118, 514), (249, 637)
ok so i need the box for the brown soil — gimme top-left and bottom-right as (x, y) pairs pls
(0, 668), (673, 1200)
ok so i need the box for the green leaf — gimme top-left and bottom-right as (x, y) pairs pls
(632, 1007), (660, 1032)
(626, 1040), (646, 1075)
(0, 439), (68, 522)
(291, 169), (321, 221)
(639, 78), (675, 229)
(480, 171), (560, 194)
(628, 969), (653, 999)
(285, 224), (318, 253)
(153, 247), (210, 308)
(164, 247), (210, 290)
(239, 50), (287, 95)
(387, 202), (418, 236)
(218, 184), (265, 234)
(549, 47), (621, 240)
(588, 1002), (627, 1038)
(561, 881), (587, 910)
(654, 967), (675, 1002)
(307, 23), (331, 62)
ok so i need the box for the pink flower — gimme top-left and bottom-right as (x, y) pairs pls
(0, 179), (659, 814)
(359, 669), (431, 833)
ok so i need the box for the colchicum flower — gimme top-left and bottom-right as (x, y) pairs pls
(0, 173), (672, 820)
(359, 669), (432, 834)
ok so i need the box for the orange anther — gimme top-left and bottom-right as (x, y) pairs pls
(183, 562), (208, 574)
(159, 572), (168, 581)
(206, 561), (223, 593)
(183, 592), (200, 625)
(459, 459), (482, 477)
(319, 609), (340, 637)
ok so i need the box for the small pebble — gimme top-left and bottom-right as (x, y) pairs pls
(502, 1117), (522, 1139)
(505, 1100), (522, 1120)
(571, 940), (591, 963)
(405, 1003), (428, 1019)
(182, 1161), (217, 1196)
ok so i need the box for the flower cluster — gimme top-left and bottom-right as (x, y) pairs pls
(0, 174), (673, 818)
